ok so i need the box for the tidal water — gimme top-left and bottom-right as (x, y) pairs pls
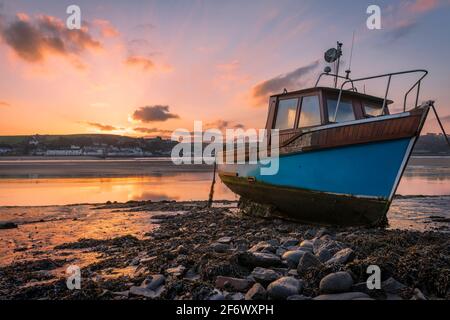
(0, 156), (448, 232)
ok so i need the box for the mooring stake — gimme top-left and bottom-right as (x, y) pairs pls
(208, 160), (217, 207)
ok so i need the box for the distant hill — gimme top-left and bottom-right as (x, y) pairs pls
(414, 134), (450, 155)
(0, 133), (448, 156)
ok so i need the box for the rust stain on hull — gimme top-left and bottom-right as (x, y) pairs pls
(220, 174), (390, 227)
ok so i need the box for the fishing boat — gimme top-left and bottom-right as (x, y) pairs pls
(217, 42), (449, 226)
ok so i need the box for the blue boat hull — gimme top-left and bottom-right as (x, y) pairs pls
(218, 137), (416, 226)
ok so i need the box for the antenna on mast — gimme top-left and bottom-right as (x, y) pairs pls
(346, 31), (355, 80)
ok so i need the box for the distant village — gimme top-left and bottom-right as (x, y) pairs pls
(0, 134), (177, 157)
(0, 133), (448, 157)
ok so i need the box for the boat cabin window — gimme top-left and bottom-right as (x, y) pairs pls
(327, 99), (355, 123)
(298, 95), (321, 128)
(274, 98), (298, 130)
(363, 102), (385, 117)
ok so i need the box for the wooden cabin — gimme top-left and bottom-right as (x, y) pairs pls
(265, 87), (393, 146)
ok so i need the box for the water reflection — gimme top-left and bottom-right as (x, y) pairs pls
(0, 173), (237, 206)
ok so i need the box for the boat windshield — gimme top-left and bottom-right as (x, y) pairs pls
(327, 99), (355, 123)
(363, 102), (386, 117)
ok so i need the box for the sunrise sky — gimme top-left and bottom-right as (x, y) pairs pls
(0, 0), (449, 137)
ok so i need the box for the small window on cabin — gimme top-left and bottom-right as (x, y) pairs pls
(274, 98), (298, 130)
(327, 99), (355, 123)
(364, 103), (385, 117)
(298, 95), (321, 128)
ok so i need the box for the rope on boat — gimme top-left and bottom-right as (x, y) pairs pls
(208, 160), (217, 207)
(430, 103), (450, 147)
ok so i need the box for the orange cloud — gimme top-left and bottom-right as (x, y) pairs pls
(0, 14), (102, 64)
(93, 19), (120, 38)
(86, 122), (120, 131)
(406, 0), (440, 13)
(125, 55), (154, 71)
(0, 101), (10, 107)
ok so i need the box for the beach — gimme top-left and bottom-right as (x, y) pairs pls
(0, 200), (448, 300)
(0, 156), (449, 300)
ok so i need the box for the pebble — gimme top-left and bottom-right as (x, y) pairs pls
(281, 238), (299, 248)
(228, 292), (245, 300)
(276, 247), (287, 257)
(303, 229), (316, 240)
(267, 277), (303, 300)
(129, 275), (165, 298)
(215, 276), (253, 292)
(325, 248), (355, 265)
(217, 236), (232, 244)
(299, 240), (314, 252)
(412, 288), (427, 300)
(297, 251), (322, 273)
(166, 265), (186, 277)
(237, 251), (282, 268)
(281, 250), (306, 268)
(287, 295), (311, 300)
(248, 241), (276, 253)
(313, 292), (370, 300)
(142, 274), (166, 290)
(316, 248), (333, 263)
(319, 271), (354, 293)
(381, 277), (406, 294)
(250, 267), (281, 285)
(245, 283), (267, 300)
(211, 242), (230, 253)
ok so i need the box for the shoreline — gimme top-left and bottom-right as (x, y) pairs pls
(0, 200), (448, 300)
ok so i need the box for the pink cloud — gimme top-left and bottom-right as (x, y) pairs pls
(93, 19), (120, 38)
(406, 0), (440, 13)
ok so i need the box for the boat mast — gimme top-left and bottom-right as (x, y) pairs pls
(334, 42), (343, 88)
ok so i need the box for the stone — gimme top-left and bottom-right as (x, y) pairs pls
(281, 250), (306, 268)
(303, 229), (316, 240)
(142, 274), (165, 290)
(217, 236), (232, 244)
(281, 238), (299, 248)
(351, 282), (371, 294)
(229, 292), (245, 300)
(315, 228), (331, 238)
(211, 242), (230, 253)
(299, 240), (314, 252)
(248, 241), (276, 253)
(209, 291), (226, 300)
(215, 276), (253, 292)
(237, 252), (282, 268)
(325, 248), (355, 265)
(316, 248), (333, 263)
(276, 247), (287, 257)
(250, 267), (281, 285)
(411, 288), (427, 300)
(297, 251), (322, 273)
(129, 276), (165, 299)
(166, 265), (186, 277)
(319, 272), (354, 294)
(381, 277), (406, 294)
(266, 239), (280, 247)
(0, 222), (18, 230)
(313, 292), (370, 300)
(184, 268), (201, 281)
(267, 277), (303, 300)
(245, 283), (267, 300)
(287, 295), (311, 300)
